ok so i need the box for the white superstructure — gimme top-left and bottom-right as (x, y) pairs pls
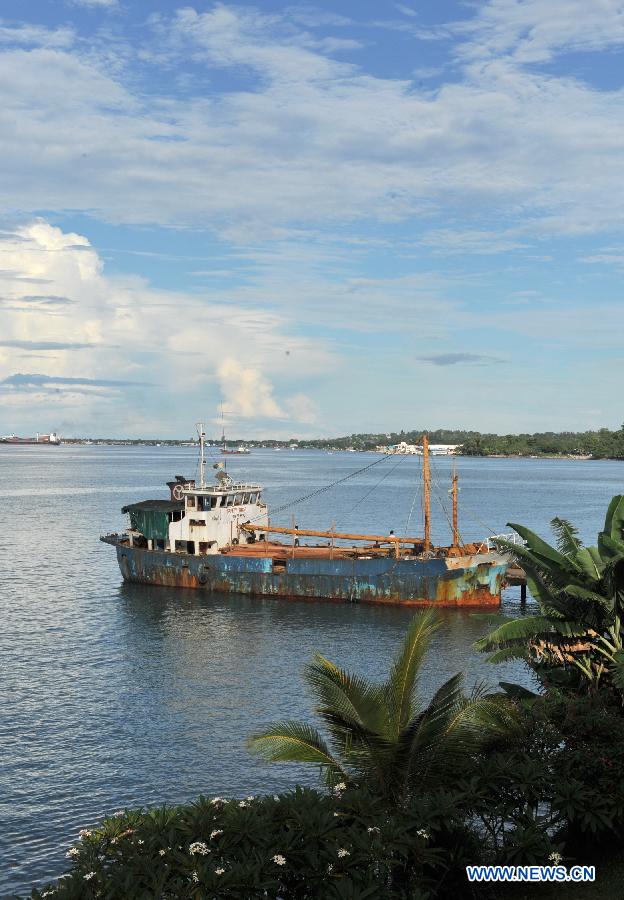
(168, 473), (268, 554)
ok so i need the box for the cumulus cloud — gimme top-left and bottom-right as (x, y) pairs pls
(0, 221), (335, 435)
(217, 358), (286, 419)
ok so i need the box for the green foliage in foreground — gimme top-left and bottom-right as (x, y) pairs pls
(32, 693), (624, 899)
(30, 787), (469, 900)
(477, 496), (624, 695)
(249, 610), (517, 806)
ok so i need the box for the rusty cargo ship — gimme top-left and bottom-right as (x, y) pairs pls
(101, 428), (508, 607)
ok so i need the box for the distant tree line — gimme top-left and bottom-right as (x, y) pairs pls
(302, 426), (624, 458)
(66, 426), (624, 458)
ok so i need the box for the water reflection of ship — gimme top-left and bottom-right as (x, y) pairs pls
(102, 425), (509, 607)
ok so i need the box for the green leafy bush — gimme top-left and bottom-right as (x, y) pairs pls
(30, 787), (464, 899)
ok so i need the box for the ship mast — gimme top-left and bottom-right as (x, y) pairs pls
(422, 433), (431, 553)
(197, 422), (206, 488)
(451, 462), (459, 548)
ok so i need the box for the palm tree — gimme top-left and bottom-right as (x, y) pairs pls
(248, 610), (515, 806)
(476, 495), (624, 694)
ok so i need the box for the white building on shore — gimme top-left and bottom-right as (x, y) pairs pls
(377, 441), (459, 456)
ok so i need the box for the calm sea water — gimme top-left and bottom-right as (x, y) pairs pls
(1, 446), (622, 896)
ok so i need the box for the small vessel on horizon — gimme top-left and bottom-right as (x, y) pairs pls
(219, 410), (250, 455)
(101, 425), (509, 607)
(0, 431), (61, 446)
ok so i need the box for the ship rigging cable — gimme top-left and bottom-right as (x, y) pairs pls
(246, 452), (398, 524)
(336, 453), (407, 526)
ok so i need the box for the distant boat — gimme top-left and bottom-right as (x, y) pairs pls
(219, 406), (250, 455)
(222, 445), (250, 455)
(0, 431), (61, 446)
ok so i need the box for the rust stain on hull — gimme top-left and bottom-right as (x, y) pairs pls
(106, 536), (506, 608)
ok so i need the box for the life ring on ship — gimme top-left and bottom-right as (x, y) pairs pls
(171, 484), (184, 500)
(197, 564), (210, 585)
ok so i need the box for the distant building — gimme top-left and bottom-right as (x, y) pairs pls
(380, 442), (459, 456)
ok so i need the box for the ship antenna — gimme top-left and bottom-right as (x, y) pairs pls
(197, 422), (206, 488)
(422, 433), (431, 553)
(451, 461), (459, 548)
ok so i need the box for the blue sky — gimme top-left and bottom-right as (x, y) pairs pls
(1, 0), (623, 438)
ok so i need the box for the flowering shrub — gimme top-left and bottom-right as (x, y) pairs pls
(30, 787), (451, 899)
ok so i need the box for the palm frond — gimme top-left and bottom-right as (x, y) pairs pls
(247, 721), (344, 772)
(405, 680), (517, 791)
(574, 546), (604, 580)
(603, 495), (624, 542)
(610, 650), (624, 693)
(507, 523), (581, 577)
(304, 654), (387, 735)
(475, 615), (588, 653)
(550, 517), (583, 557)
(597, 532), (624, 564)
(385, 609), (439, 737)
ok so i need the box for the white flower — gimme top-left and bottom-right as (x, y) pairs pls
(137, 839), (144, 846)
(78, 829), (92, 839)
(210, 797), (224, 806)
(65, 847), (79, 859)
(191, 871), (199, 883)
(83, 872), (96, 881)
(215, 867), (225, 875)
(189, 841), (210, 855)
(337, 848), (350, 858)
(416, 829), (430, 840)
(272, 854), (287, 866)
(333, 812), (340, 817)
(367, 826), (380, 834)
(210, 829), (223, 839)
(549, 851), (563, 864)
(41, 892), (55, 897)
(333, 782), (347, 795)
(238, 800), (248, 808)
(273, 795), (280, 802)
(246, 795), (255, 801)
(110, 838), (118, 845)
(159, 849), (166, 856)
(113, 810), (124, 817)
(327, 863), (333, 873)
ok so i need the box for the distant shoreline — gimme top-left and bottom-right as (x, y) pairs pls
(44, 439), (620, 460)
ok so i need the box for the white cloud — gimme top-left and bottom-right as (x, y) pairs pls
(0, 5), (621, 243)
(453, 0), (624, 64)
(217, 357), (285, 419)
(0, 22), (75, 48)
(0, 221), (335, 434)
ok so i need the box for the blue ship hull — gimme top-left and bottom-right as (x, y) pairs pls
(102, 536), (507, 607)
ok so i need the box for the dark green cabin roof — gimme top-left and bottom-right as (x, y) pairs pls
(121, 499), (183, 514)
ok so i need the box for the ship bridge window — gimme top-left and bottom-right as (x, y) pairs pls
(234, 492), (243, 505)
(225, 494), (234, 507)
(186, 495), (196, 509)
(248, 492), (257, 504)
(242, 492), (250, 503)
(210, 496), (220, 509)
